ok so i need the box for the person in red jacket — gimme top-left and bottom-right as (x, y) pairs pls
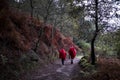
(68, 46), (77, 64)
(59, 48), (67, 65)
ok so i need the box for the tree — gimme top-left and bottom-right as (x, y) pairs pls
(83, 0), (120, 65)
(29, 0), (34, 17)
(90, 0), (99, 65)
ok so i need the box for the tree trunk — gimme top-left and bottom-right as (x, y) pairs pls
(90, 0), (99, 65)
(29, 0), (34, 18)
(91, 31), (98, 65)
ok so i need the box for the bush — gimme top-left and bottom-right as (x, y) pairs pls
(76, 40), (91, 55)
(78, 56), (96, 72)
(20, 50), (40, 70)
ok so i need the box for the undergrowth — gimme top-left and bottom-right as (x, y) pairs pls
(72, 57), (120, 80)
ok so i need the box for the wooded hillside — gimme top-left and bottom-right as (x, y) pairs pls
(0, 1), (80, 80)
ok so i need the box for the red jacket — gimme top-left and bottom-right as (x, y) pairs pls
(68, 47), (76, 59)
(59, 49), (66, 60)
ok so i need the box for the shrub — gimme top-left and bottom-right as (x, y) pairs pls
(76, 40), (91, 55)
(78, 56), (96, 73)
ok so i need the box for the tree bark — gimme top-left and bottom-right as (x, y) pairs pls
(91, 31), (98, 65)
(91, 0), (99, 65)
(29, 0), (34, 18)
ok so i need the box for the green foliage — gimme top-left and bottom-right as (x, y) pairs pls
(78, 56), (96, 76)
(69, 6), (84, 18)
(20, 50), (39, 70)
(96, 32), (117, 57)
(0, 50), (40, 80)
(0, 54), (8, 65)
(94, 46), (104, 56)
(114, 29), (120, 58)
(76, 40), (91, 55)
(76, 21), (95, 43)
(79, 56), (89, 66)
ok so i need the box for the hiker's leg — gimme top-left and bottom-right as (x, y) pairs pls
(71, 59), (73, 64)
(62, 59), (64, 65)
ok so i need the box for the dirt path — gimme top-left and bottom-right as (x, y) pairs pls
(22, 56), (82, 80)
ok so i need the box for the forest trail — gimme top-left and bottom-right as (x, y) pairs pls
(22, 56), (83, 80)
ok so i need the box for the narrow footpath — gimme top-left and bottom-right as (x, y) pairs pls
(22, 56), (82, 80)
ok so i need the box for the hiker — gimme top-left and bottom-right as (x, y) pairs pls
(68, 46), (77, 64)
(59, 48), (67, 65)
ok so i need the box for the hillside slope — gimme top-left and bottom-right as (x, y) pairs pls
(0, 1), (80, 80)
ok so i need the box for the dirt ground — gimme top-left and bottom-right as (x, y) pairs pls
(21, 57), (82, 80)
